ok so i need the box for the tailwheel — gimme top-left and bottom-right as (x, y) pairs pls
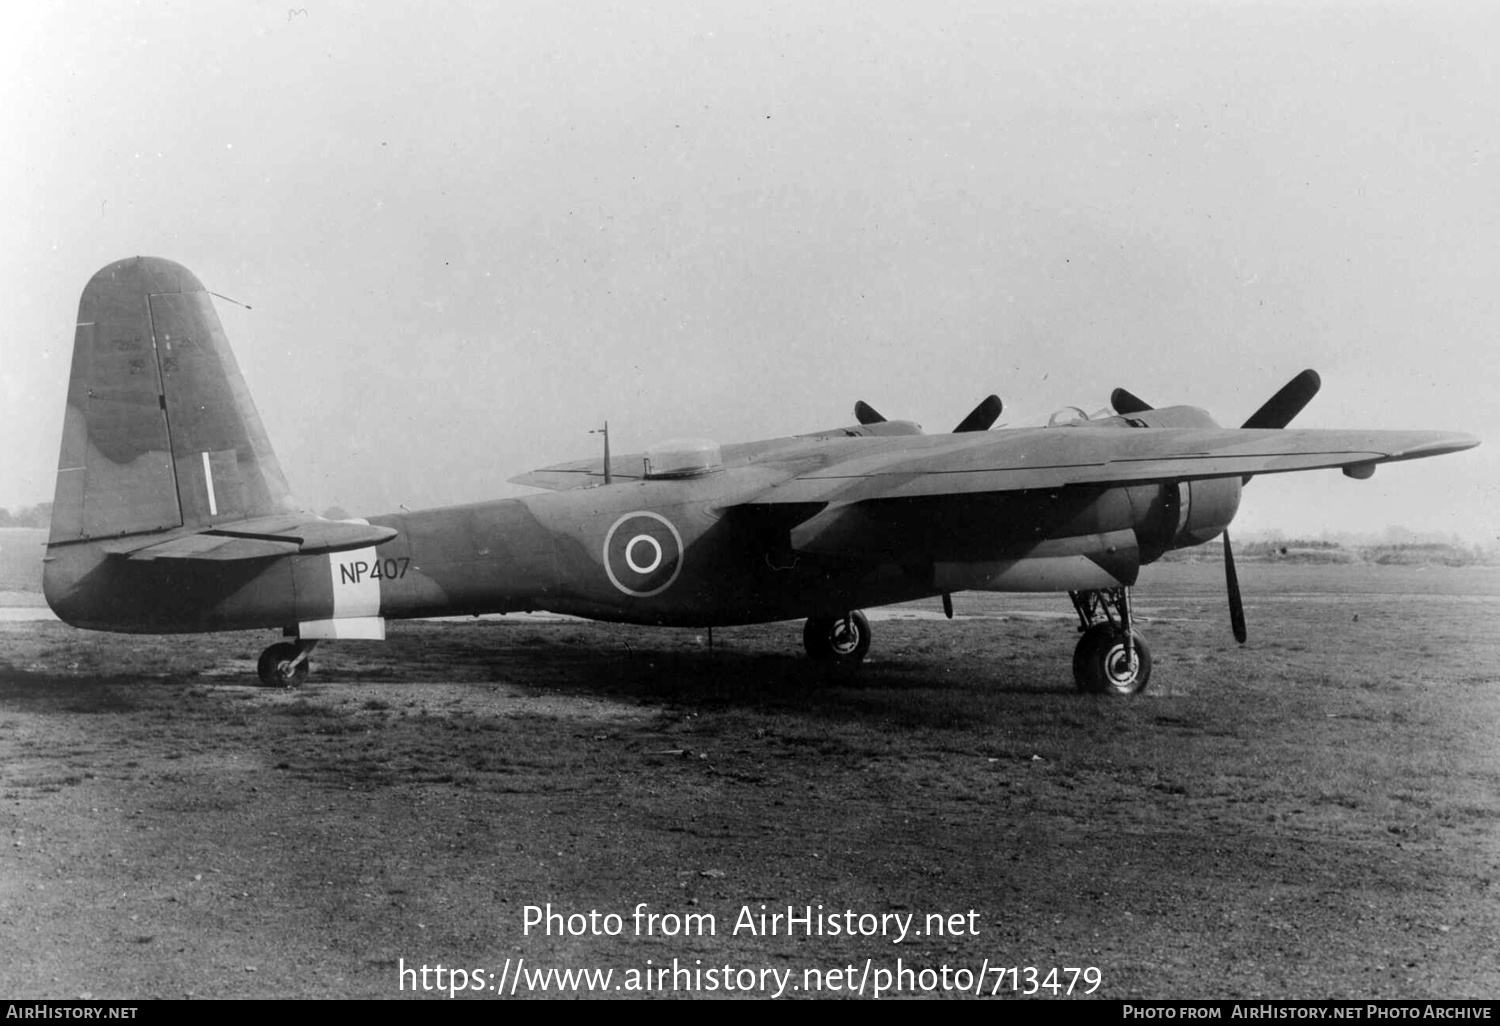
(803, 611), (871, 665)
(257, 640), (315, 688)
(1073, 627), (1152, 695)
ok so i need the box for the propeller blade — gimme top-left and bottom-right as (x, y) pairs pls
(953, 394), (1003, 433)
(1240, 369), (1323, 484)
(1241, 369), (1321, 430)
(1111, 387), (1154, 415)
(1224, 530), (1247, 644)
(853, 400), (886, 425)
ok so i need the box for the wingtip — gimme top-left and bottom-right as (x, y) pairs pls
(1384, 431), (1481, 463)
(1429, 432), (1481, 454)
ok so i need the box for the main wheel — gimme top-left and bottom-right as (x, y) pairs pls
(803, 611), (872, 665)
(1073, 627), (1151, 695)
(1071, 622), (1116, 693)
(257, 642), (309, 688)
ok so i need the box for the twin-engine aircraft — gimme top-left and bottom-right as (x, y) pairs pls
(43, 257), (1478, 694)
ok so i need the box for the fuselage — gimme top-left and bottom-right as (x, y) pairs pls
(43, 422), (1242, 635)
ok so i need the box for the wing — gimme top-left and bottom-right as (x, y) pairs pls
(737, 426), (1479, 506)
(101, 514), (396, 562)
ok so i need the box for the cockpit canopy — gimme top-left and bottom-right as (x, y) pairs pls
(1046, 406), (1117, 427)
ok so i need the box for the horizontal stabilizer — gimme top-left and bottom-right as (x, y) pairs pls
(109, 533), (299, 561)
(105, 516), (396, 562)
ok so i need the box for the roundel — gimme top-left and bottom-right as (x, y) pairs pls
(602, 511), (684, 598)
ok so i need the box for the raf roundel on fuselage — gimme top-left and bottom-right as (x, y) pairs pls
(602, 511), (684, 598)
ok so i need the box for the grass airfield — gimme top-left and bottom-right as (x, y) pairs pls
(1, 547), (1498, 999)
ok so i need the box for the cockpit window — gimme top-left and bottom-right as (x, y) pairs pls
(1045, 406), (1113, 427)
(1046, 406), (1089, 427)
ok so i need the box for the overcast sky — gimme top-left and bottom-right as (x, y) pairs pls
(3, 1), (1496, 541)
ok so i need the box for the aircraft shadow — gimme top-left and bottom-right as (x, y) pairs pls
(316, 620), (1078, 732)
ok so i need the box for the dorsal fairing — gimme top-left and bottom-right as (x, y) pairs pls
(794, 419), (924, 441)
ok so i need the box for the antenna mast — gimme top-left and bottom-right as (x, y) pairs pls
(590, 421), (612, 485)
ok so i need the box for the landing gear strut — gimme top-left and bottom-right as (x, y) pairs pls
(1069, 587), (1151, 695)
(803, 611), (871, 665)
(257, 638), (318, 688)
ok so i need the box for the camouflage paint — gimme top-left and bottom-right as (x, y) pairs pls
(41, 257), (1478, 641)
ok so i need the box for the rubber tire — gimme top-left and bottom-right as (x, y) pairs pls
(803, 611), (871, 665)
(257, 642), (309, 688)
(1071, 622), (1116, 694)
(1074, 627), (1151, 696)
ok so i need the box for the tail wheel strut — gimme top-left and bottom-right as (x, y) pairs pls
(257, 638), (318, 688)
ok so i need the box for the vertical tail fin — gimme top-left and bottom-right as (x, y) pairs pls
(50, 256), (296, 544)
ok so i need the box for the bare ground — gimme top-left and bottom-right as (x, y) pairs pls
(2, 563), (1499, 999)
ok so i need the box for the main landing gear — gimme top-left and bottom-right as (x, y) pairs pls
(257, 638), (317, 688)
(1069, 587), (1151, 695)
(803, 611), (871, 665)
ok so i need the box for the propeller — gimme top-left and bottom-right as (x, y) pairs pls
(1238, 369), (1320, 484)
(1224, 531), (1247, 643)
(953, 394), (1003, 433)
(853, 395), (1003, 433)
(1110, 387), (1154, 416)
(1241, 369), (1321, 430)
(1107, 369), (1322, 646)
(1108, 370), (1322, 430)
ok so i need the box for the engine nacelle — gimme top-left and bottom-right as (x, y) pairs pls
(1168, 477), (1242, 549)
